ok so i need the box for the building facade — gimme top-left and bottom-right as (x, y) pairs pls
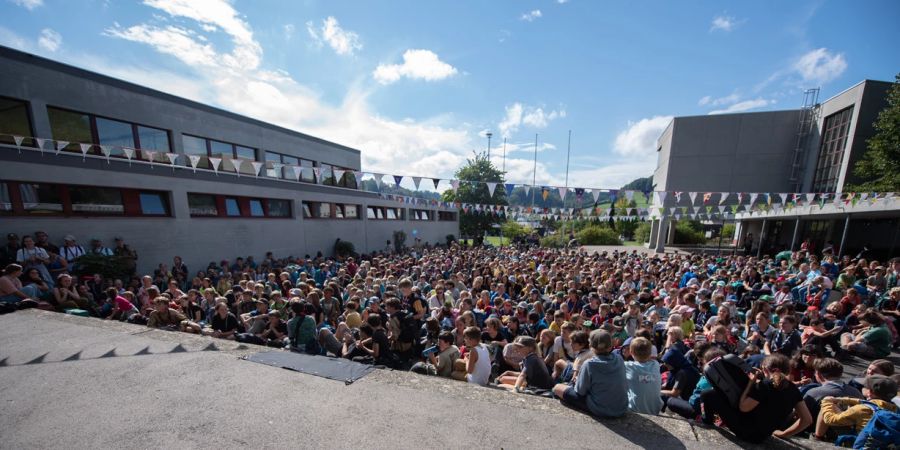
(0, 46), (459, 274)
(649, 79), (898, 259)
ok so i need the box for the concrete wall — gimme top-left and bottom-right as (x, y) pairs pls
(656, 110), (801, 193)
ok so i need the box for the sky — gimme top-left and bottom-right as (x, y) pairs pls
(1, 0), (899, 192)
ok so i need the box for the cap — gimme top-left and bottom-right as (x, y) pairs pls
(64, 234), (76, 242)
(806, 306), (819, 312)
(517, 301), (528, 309)
(759, 294), (774, 302)
(555, 291), (565, 297)
(860, 375), (899, 400)
(6, 233), (17, 240)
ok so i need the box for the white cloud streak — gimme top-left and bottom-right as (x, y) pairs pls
(613, 116), (672, 157)
(306, 16), (361, 56)
(498, 103), (566, 138)
(520, 10), (542, 22)
(708, 98), (773, 115)
(373, 49), (458, 85)
(37, 28), (61, 52)
(793, 47), (847, 85)
(11, 0), (42, 10)
(710, 15), (738, 32)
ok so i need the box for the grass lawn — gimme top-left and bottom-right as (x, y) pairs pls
(623, 240), (645, 247)
(462, 236), (511, 246)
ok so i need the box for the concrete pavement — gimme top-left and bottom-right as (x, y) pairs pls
(0, 310), (831, 449)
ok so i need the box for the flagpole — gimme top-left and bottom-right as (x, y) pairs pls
(531, 134), (538, 211)
(502, 137), (506, 173)
(565, 130), (571, 239)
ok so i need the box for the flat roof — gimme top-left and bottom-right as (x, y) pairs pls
(0, 45), (361, 155)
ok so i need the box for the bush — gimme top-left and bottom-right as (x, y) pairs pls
(634, 222), (652, 243)
(334, 240), (355, 257)
(500, 221), (528, 240)
(539, 233), (568, 248)
(576, 226), (622, 245)
(721, 223), (736, 240)
(673, 221), (706, 245)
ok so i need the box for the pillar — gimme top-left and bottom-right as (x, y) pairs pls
(790, 218), (801, 251)
(654, 216), (668, 253)
(838, 214), (851, 258)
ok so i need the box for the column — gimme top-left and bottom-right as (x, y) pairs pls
(648, 219), (660, 248)
(790, 218), (801, 251)
(654, 216), (668, 253)
(757, 219), (767, 258)
(838, 214), (851, 258)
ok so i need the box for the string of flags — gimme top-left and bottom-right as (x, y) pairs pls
(2, 133), (896, 220)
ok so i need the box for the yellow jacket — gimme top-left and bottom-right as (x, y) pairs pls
(820, 397), (897, 432)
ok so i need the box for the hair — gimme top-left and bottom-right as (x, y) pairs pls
(780, 315), (797, 326)
(463, 326), (481, 342)
(106, 287), (118, 298)
(702, 347), (726, 366)
(667, 326), (684, 341)
(589, 329), (613, 355)
(630, 337), (653, 361)
(860, 311), (885, 327)
(761, 354), (792, 390)
(366, 314), (382, 328)
(561, 321), (576, 332)
(813, 358), (844, 380)
(359, 324), (374, 338)
(398, 278), (413, 289)
(485, 317), (502, 331)
(554, 310), (565, 319)
(570, 330), (589, 349)
(438, 331), (454, 345)
(3, 263), (23, 275)
(384, 298), (402, 310)
(870, 359), (895, 376)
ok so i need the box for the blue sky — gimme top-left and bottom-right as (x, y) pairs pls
(2, 0), (898, 191)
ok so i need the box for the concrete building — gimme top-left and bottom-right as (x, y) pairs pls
(649, 79), (898, 259)
(0, 46), (459, 274)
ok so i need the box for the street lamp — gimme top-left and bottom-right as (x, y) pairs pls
(486, 132), (493, 160)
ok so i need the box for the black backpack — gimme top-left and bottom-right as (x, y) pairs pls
(704, 354), (750, 408)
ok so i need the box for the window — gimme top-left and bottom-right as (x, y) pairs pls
(300, 159), (316, 183)
(411, 209), (432, 221)
(438, 211), (457, 221)
(19, 183), (63, 214)
(188, 193), (218, 216)
(812, 107), (854, 192)
(386, 208), (397, 220)
(139, 192), (169, 216)
(249, 199), (265, 217)
(267, 199), (291, 218)
(367, 206), (376, 219)
(0, 182), (11, 213)
(47, 107), (92, 152)
(69, 187), (124, 214)
(344, 204), (358, 219)
(318, 202), (332, 218)
(182, 135), (210, 169)
(96, 117), (134, 157)
(266, 152), (302, 179)
(302, 202), (313, 218)
(137, 125), (171, 155)
(282, 156), (299, 179)
(335, 204), (344, 219)
(265, 152), (282, 178)
(224, 197), (241, 216)
(0, 97), (33, 146)
(211, 140), (235, 170)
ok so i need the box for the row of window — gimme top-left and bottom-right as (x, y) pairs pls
(0, 97), (355, 186)
(0, 180), (455, 221)
(0, 181), (169, 217)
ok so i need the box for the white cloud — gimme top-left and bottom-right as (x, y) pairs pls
(710, 15), (738, 32)
(373, 49), (458, 85)
(792, 48), (847, 85)
(568, 159), (657, 190)
(498, 103), (566, 138)
(282, 24), (294, 40)
(10, 0), (42, 10)
(613, 116), (672, 157)
(698, 92), (739, 107)
(557, 0), (569, 3)
(37, 28), (61, 52)
(520, 10), (542, 22)
(709, 98), (773, 115)
(306, 16), (361, 56)
(102, 0), (472, 181)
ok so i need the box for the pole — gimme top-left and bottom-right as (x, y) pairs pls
(716, 218), (724, 256)
(486, 132), (492, 161)
(564, 130), (571, 238)
(790, 217), (801, 251)
(502, 137), (506, 173)
(757, 219), (767, 258)
(531, 134), (538, 209)
(838, 214), (851, 258)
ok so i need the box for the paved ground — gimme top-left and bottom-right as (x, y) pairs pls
(0, 310), (833, 450)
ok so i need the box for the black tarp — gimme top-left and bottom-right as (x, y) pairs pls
(242, 351), (374, 384)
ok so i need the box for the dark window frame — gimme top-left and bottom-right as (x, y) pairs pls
(188, 192), (291, 219)
(47, 105), (173, 161)
(1, 180), (170, 217)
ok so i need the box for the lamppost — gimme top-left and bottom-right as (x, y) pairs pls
(486, 132), (493, 160)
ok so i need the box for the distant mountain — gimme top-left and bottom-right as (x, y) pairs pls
(621, 176), (653, 192)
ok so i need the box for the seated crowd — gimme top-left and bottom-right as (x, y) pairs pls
(2, 229), (900, 445)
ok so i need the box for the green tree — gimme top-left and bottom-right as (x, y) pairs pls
(500, 220), (528, 240)
(847, 74), (900, 191)
(442, 152), (507, 244)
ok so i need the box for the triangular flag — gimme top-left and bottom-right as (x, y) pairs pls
(451, 180), (459, 192)
(122, 147), (135, 160)
(558, 187), (568, 200)
(749, 193), (758, 205)
(251, 161), (264, 177)
(393, 175), (403, 186)
(79, 143), (92, 160)
(625, 190), (634, 202)
(805, 193), (815, 204)
(505, 183), (515, 197)
(542, 187), (550, 201)
(231, 158), (243, 176)
(673, 191), (683, 202)
(373, 173), (383, 189)
(432, 178), (441, 189)
(144, 150), (157, 167)
(35, 138), (47, 153)
(778, 193), (787, 205)
(719, 192), (729, 205)
(655, 191), (667, 205)
(165, 152), (179, 166)
(209, 157), (222, 174)
(412, 176), (422, 190)
(99, 145), (112, 164)
(272, 162), (284, 177)
(486, 182), (497, 197)
(592, 189), (602, 203)
(334, 169), (346, 183)
(188, 154), (202, 172)
(688, 192), (698, 204)
(55, 140), (69, 155)
(353, 171), (363, 184)
(312, 167), (321, 182)
(703, 192), (712, 203)
(13, 135), (24, 153)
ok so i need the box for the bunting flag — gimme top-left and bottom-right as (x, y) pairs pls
(749, 193), (758, 205)
(79, 143), (92, 160)
(389, 175), (401, 186)
(737, 192), (744, 204)
(272, 162), (284, 177)
(99, 145), (112, 164)
(558, 187), (568, 200)
(209, 156), (222, 174)
(334, 169), (346, 183)
(719, 192), (729, 205)
(312, 167), (322, 183)
(188, 154), (202, 173)
(13, 135), (24, 152)
(703, 192), (712, 203)
(35, 138), (47, 154)
(230, 158), (243, 176)
(592, 189), (603, 203)
(251, 161), (264, 177)
(166, 153), (179, 171)
(505, 183), (515, 197)
(353, 171), (363, 185)
(655, 191), (667, 206)
(541, 187), (550, 201)
(805, 193), (815, 204)
(608, 189), (618, 203)
(144, 150), (157, 168)
(688, 192), (698, 204)
(411, 176), (421, 190)
(432, 178), (441, 189)
(625, 190), (635, 202)
(486, 182), (497, 197)
(674, 191), (683, 202)
(55, 140), (69, 155)
(523, 184), (531, 196)
(450, 179), (459, 192)
(122, 147), (135, 163)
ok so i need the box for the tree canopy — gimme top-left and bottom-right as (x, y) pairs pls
(846, 73), (900, 192)
(441, 152), (507, 244)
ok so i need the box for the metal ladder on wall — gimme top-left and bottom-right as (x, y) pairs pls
(788, 88), (820, 192)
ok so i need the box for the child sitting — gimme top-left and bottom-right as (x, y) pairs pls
(498, 336), (554, 391)
(552, 330), (628, 418)
(625, 337), (663, 415)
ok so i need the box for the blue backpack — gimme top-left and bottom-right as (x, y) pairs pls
(852, 401), (900, 449)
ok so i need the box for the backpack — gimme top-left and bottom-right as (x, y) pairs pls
(704, 354), (750, 408)
(851, 402), (900, 449)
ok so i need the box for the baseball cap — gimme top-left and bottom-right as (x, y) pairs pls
(517, 301), (528, 309)
(64, 234), (76, 242)
(855, 375), (899, 400)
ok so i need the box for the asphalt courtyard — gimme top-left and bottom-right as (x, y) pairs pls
(0, 310), (833, 450)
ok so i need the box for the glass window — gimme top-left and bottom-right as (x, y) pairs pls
(139, 192), (169, 216)
(302, 202), (312, 218)
(318, 203), (331, 218)
(95, 117), (133, 157)
(235, 146), (256, 175)
(249, 199), (264, 217)
(265, 152), (282, 178)
(320, 163), (335, 186)
(0, 182), (12, 212)
(812, 107), (854, 192)
(70, 186), (124, 214)
(367, 207), (376, 219)
(0, 97), (33, 146)
(386, 208), (397, 220)
(182, 135), (209, 169)
(188, 193), (218, 216)
(19, 183), (62, 214)
(335, 205), (344, 219)
(376, 208), (384, 219)
(299, 159), (316, 183)
(210, 140), (235, 171)
(224, 198), (241, 216)
(267, 199), (291, 218)
(137, 125), (170, 162)
(345, 205), (358, 219)
(47, 107), (92, 152)
(282, 156), (298, 180)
